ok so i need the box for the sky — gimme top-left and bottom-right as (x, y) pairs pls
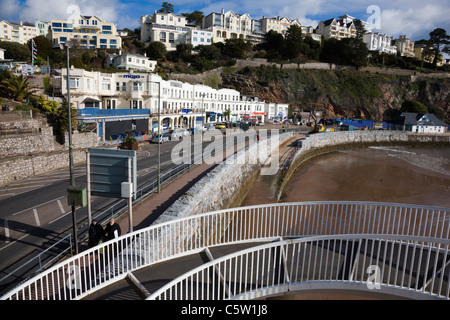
(0, 0), (449, 42)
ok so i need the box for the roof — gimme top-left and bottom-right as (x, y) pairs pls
(401, 113), (447, 126)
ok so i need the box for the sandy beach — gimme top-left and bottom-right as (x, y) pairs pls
(242, 145), (450, 208)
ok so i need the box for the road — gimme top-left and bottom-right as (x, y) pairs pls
(0, 127), (306, 295)
(0, 137), (192, 294)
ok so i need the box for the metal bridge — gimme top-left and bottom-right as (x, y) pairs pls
(1, 201), (450, 300)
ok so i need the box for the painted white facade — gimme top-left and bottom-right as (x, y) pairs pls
(0, 20), (39, 44)
(393, 35), (415, 57)
(316, 15), (356, 40)
(203, 9), (265, 44)
(140, 12), (191, 51)
(57, 68), (267, 128)
(107, 52), (157, 72)
(412, 114), (447, 134)
(184, 29), (213, 47)
(47, 15), (122, 49)
(363, 33), (397, 54)
(265, 103), (289, 120)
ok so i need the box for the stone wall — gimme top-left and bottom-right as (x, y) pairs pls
(0, 149), (87, 186)
(0, 127), (56, 158)
(0, 130), (98, 186)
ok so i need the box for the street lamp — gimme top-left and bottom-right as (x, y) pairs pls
(62, 41), (78, 255)
(148, 80), (161, 193)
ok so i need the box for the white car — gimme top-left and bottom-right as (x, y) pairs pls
(151, 133), (170, 143)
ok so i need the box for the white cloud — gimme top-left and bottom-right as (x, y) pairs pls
(378, 4), (450, 39)
(16, 0), (123, 25)
(0, 0), (22, 21)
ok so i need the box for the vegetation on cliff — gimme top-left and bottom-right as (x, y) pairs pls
(222, 66), (449, 123)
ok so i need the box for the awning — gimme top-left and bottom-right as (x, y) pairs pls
(82, 97), (102, 103)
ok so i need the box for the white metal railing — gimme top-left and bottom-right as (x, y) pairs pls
(148, 235), (450, 300)
(1, 202), (449, 300)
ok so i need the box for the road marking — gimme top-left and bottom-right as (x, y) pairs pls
(57, 199), (65, 214)
(49, 211), (71, 224)
(12, 196), (65, 216)
(4, 220), (9, 243)
(33, 209), (40, 226)
(0, 234), (29, 252)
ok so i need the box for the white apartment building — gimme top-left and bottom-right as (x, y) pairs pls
(57, 68), (267, 130)
(107, 52), (157, 72)
(265, 103), (289, 121)
(316, 15), (356, 40)
(393, 35), (415, 57)
(35, 20), (49, 36)
(363, 33), (397, 55)
(184, 29), (213, 47)
(47, 15), (122, 49)
(0, 21), (39, 44)
(140, 12), (192, 51)
(203, 9), (265, 44)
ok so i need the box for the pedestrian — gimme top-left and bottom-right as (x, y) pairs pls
(257, 132), (260, 142)
(104, 218), (121, 241)
(88, 219), (104, 248)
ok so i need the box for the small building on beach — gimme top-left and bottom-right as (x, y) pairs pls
(401, 113), (447, 134)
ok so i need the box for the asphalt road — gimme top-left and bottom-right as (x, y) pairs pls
(0, 137), (191, 294)
(0, 127), (306, 295)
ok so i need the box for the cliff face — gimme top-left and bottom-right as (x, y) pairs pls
(221, 67), (450, 122)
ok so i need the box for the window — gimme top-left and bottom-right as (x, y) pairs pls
(101, 81), (111, 90)
(52, 22), (62, 28)
(132, 82), (142, 91)
(110, 39), (117, 44)
(100, 39), (107, 44)
(116, 82), (120, 91)
(69, 78), (79, 88)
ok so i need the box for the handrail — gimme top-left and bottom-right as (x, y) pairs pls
(2, 201), (449, 300)
(148, 235), (450, 300)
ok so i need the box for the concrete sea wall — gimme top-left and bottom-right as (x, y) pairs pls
(154, 131), (294, 225)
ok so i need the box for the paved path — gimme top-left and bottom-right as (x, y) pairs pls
(109, 129), (305, 241)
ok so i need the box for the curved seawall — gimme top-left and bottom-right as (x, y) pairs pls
(154, 131), (294, 224)
(278, 131), (450, 199)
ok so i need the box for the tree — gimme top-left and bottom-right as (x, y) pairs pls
(400, 100), (429, 114)
(353, 19), (367, 40)
(283, 25), (303, 59)
(182, 11), (204, 26)
(427, 28), (450, 67)
(146, 41), (167, 61)
(415, 39), (435, 69)
(158, 2), (174, 13)
(0, 40), (31, 61)
(223, 38), (252, 59)
(320, 37), (368, 69)
(0, 73), (36, 102)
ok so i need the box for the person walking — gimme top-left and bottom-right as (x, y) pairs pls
(104, 218), (121, 241)
(88, 219), (104, 248)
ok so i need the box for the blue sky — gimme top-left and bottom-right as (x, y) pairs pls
(1, 0), (449, 41)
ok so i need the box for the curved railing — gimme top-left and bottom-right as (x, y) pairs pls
(1, 202), (449, 300)
(148, 235), (450, 300)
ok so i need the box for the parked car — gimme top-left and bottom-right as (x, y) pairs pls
(215, 123), (226, 129)
(151, 133), (170, 143)
(170, 129), (190, 140)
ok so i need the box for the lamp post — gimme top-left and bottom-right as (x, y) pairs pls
(63, 42), (78, 255)
(149, 80), (161, 192)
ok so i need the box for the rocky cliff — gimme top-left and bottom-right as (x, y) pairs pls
(221, 67), (450, 122)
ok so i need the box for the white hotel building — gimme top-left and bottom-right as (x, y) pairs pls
(56, 68), (273, 139)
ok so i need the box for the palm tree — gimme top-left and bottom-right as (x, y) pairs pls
(0, 74), (37, 102)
